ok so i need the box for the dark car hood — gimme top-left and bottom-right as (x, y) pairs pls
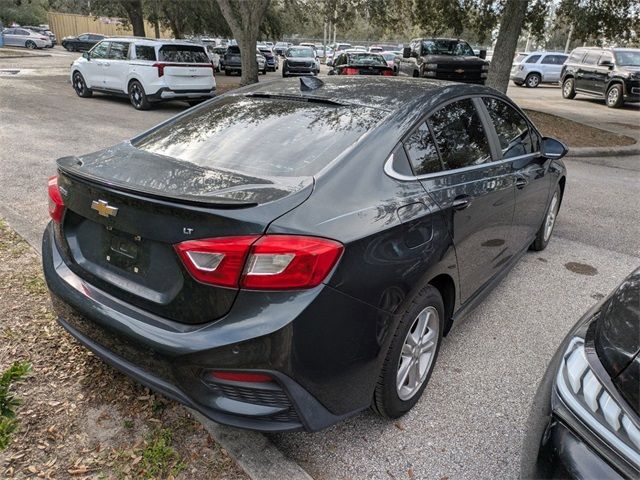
(57, 142), (313, 208)
(594, 268), (640, 378)
(422, 54), (487, 65)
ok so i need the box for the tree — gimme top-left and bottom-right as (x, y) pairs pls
(486, 0), (529, 92)
(120, 0), (146, 37)
(0, 0), (48, 26)
(216, 0), (271, 86)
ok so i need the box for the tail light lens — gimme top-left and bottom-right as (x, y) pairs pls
(209, 371), (273, 383)
(47, 176), (65, 223)
(343, 67), (360, 75)
(175, 235), (343, 290)
(382, 69), (394, 76)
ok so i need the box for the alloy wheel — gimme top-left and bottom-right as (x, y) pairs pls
(396, 306), (439, 401)
(544, 192), (559, 242)
(563, 79), (574, 97)
(607, 87), (620, 107)
(527, 74), (540, 88)
(130, 83), (142, 108)
(73, 73), (84, 95)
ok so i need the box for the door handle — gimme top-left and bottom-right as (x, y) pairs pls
(515, 177), (528, 189)
(452, 196), (472, 211)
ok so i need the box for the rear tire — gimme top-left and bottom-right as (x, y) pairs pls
(72, 71), (92, 98)
(605, 84), (624, 108)
(282, 70), (289, 78)
(372, 285), (444, 419)
(128, 80), (150, 110)
(525, 73), (541, 88)
(531, 185), (561, 251)
(26, 40), (37, 49)
(562, 78), (576, 99)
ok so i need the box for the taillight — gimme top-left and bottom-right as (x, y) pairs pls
(343, 67), (360, 75)
(175, 235), (343, 290)
(47, 176), (65, 224)
(382, 69), (394, 76)
(152, 62), (165, 77)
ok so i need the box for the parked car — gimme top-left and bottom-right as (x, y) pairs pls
(274, 42), (289, 56)
(256, 52), (267, 75)
(2, 27), (51, 49)
(282, 46), (318, 77)
(521, 268), (640, 479)
(212, 46), (226, 69)
(561, 47), (640, 108)
(329, 52), (394, 76)
(204, 45), (221, 71)
(369, 46), (384, 53)
(22, 25), (56, 46)
(43, 77), (567, 432)
(223, 46), (267, 75)
(62, 33), (105, 52)
(70, 38), (216, 110)
(258, 46), (278, 71)
(510, 51), (568, 88)
(381, 51), (402, 70)
(396, 38), (489, 84)
(353, 45), (366, 51)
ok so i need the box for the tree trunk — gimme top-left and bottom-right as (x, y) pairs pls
(122, 0), (146, 37)
(486, 0), (529, 93)
(217, 0), (271, 86)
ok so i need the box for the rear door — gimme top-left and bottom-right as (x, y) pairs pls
(416, 98), (515, 303)
(576, 51), (601, 92)
(103, 40), (131, 92)
(158, 44), (214, 90)
(480, 96), (551, 252)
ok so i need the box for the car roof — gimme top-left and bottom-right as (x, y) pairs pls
(523, 51), (567, 55)
(232, 76), (494, 114)
(104, 37), (201, 47)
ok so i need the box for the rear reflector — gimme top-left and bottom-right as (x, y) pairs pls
(210, 371), (273, 383)
(47, 176), (65, 223)
(175, 235), (343, 290)
(343, 67), (360, 75)
(382, 69), (394, 76)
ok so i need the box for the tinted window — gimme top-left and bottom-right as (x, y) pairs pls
(421, 39), (474, 56)
(482, 98), (534, 159)
(159, 45), (208, 63)
(90, 41), (110, 59)
(134, 97), (388, 177)
(568, 50), (585, 63)
(16, 29), (30, 35)
(347, 53), (386, 66)
(108, 41), (129, 60)
(614, 50), (640, 66)
(89, 35), (104, 41)
(583, 51), (601, 65)
(135, 45), (156, 61)
(227, 45), (240, 54)
(404, 122), (442, 175)
(78, 34), (89, 41)
(429, 99), (491, 170)
(599, 52), (614, 64)
(541, 55), (567, 65)
(525, 55), (541, 64)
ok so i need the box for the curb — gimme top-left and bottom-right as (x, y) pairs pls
(189, 410), (314, 480)
(566, 146), (640, 158)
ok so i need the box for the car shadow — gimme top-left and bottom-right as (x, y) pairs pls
(87, 91), (189, 112)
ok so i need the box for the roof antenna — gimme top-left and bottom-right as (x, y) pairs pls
(300, 76), (325, 91)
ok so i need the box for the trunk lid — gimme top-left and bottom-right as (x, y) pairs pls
(162, 64), (214, 90)
(55, 144), (313, 324)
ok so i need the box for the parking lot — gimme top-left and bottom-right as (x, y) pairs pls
(1, 47), (639, 479)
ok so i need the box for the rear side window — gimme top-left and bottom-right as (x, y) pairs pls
(525, 55), (541, 64)
(568, 50), (585, 63)
(583, 51), (601, 65)
(135, 45), (156, 61)
(403, 122), (442, 175)
(482, 98), (534, 159)
(108, 41), (130, 60)
(159, 45), (208, 63)
(134, 96), (388, 177)
(428, 99), (492, 170)
(541, 55), (567, 65)
(227, 46), (240, 54)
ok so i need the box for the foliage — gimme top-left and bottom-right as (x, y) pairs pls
(0, 361), (31, 451)
(0, 0), (48, 26)
(138, 428), (186, 478)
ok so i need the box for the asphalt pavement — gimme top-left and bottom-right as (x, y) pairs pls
(1, 47), (639, 479)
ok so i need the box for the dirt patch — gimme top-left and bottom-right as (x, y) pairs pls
(564, 261), (598, 276)
(524, 109), (636, 148)
(0, 220), (248, 479)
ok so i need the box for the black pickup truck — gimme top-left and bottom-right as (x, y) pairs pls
(395, 38), (489, 84)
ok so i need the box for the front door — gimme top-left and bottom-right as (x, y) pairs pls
(83, 41), (110, 89)
(103, 41), (130, 92)
(417, 98), (515, 303)
(592, 51), (614, 96)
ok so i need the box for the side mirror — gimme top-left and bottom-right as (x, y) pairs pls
(479, 49), (487, 60)
(82, 51), (90, 60)
(402, 46), (411, 59)
(598, 59), (613, 68)
(541, 137), (568, 159)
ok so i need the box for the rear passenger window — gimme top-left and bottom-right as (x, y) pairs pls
(568, 50), (585, 63)
(482, 98), (534, 159)
(583, 51), (601, 65)
(403, 122), (442, 175)
(135, 45), (156, 61)
(541, 55), (567, 65)
(108, 42), (129, 60)
(428, 99), (492, 170)
(525, 55), (541, 64)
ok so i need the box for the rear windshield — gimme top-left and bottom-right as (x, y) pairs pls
(133, 96), (387, 177)
(348, 53), (387, 66)
(159, 45), (208, 63)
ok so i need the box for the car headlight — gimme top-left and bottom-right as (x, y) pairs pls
(425, 63), (438, 69)
(556, 333), (640, 468)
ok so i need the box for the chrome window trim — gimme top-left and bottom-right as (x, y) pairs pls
(384, 151), (541, 182)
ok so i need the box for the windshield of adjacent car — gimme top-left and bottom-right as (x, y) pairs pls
(381, 52), (396, 61)
(614, 50), (640, 66)
(421, 39), (475, 56)
(158, 45), (208, 63)
(287, 47), (314, 58)
(133, 96), (388, 177)
(348, 53), (387, 66)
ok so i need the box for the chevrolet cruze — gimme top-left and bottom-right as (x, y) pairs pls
(43, 77), (568, 432)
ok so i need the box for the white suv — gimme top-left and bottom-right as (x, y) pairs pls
(70, 38), (216, 110)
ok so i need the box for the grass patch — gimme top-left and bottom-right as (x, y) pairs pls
(0, 361), (31, 450)
(23, 274), (47, 295)
(139, 429), (186, 478)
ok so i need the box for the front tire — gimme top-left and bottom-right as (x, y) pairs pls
(606, 84), (624, 108)
(562, 78), (576, 99)
(72, 71), (92, 98)
(372, 285), (444, 419)
(282, 70), (289, 78)
(531, 185), (561, 251)
(128, 80), (150, 110)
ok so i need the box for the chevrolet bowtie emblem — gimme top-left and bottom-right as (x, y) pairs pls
(455, 68), (465, 74)
(91, 199), (118, 218)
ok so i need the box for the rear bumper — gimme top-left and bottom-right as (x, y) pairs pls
(148, 87), (216, 102)
(42, 223), (384, 431)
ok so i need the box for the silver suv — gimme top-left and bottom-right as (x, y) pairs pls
(511, 51), (568, 88)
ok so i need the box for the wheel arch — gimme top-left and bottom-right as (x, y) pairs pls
(605, 78), (625, 94)
(428, 273), (457, 336)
